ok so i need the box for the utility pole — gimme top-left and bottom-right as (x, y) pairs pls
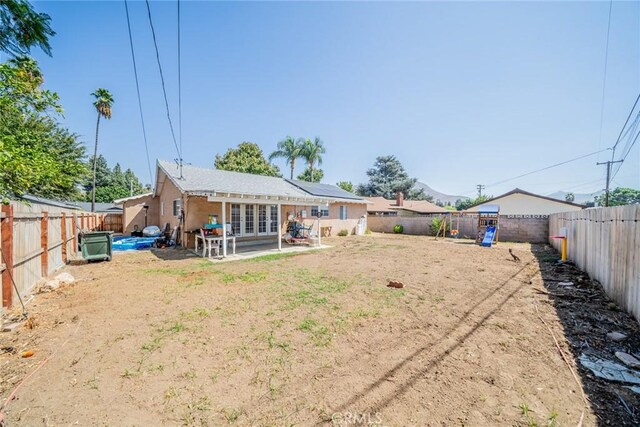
(476, 184), (486, 198)
(130, 179), (133, 197)
(596, 160), (623, 207)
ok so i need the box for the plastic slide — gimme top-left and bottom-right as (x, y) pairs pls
(481, 226), (496, 247)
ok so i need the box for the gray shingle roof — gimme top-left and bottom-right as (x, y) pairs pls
(157, 160), (365, 203)
(158, 160), (316, 199)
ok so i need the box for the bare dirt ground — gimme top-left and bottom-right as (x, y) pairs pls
(0, 233), (637, 426)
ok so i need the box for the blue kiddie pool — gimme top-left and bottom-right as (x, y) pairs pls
(113, 236), (158, 251)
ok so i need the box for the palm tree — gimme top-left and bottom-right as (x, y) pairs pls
(269, 136), (303, 179)
(90, 88), (114, 212)
(300, 137), (326, 182)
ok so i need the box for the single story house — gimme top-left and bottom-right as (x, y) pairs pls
(366, 192), (449, 216)
(465, 188), (586, 216)
(116, 160), (368, 253)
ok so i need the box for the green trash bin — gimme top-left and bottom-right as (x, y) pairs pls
(81, 231), (113, 262)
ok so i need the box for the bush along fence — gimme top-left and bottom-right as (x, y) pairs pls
(367, 214), (549, 243)
(1, 201), (106, 312)
(549, 205), (640, 321)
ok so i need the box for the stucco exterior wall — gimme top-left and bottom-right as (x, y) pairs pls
(466, 193), (583, 215)
(285, 202), (367, 236)
(122, 194), (160, 234)
(157, 177), (184, 231)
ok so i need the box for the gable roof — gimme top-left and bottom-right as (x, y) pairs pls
(156, 160), (366, 203)
(365, 196), (449, 214)
(466, 188), (586, 210)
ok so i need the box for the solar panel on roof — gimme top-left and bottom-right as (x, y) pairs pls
(285, 179), (362, 200)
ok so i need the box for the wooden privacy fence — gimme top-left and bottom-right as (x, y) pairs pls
(1, 201), (105, 311)
(549, 205), (640, 321)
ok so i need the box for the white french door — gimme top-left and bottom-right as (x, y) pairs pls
(257, 204), (279, 236)
(231, 204), (278, 237)
(270, 205), (279, 234)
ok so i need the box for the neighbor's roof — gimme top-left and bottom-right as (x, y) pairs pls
(19, 194), (81, 210)
(156, 160), (366, 203)
(465, 188), (586, 211)
(74, 202), (123, 213)
(113, 193), (153, 204)
(365, 196), (449, 214)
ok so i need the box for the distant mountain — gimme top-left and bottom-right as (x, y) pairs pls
(547, 190), (603, 205)
(413, 182), (466, 205)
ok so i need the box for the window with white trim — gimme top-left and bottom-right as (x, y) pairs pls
(311, 205), (329, 217)
(339, 205), (348, 220)
(172, 199), (181, 217)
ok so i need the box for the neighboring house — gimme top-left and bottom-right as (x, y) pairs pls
(366, 192), (449, 216)
(116, 160), (368, 249)
(74, 202), (123, 215)
(465, 188), (586, 216)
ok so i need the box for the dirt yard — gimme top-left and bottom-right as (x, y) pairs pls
(1, 234), (638, 426)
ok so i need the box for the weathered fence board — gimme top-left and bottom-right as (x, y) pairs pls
(0, 201), (105, 312)
(550, 205), (640, 321)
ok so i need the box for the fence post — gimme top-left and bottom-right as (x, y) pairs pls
(61, 212), (67, 263)
(72, 213), (77, 254)
(41, 211), (49, 277)
(1, 204), (14, 308)
(81, 214), (85, 230)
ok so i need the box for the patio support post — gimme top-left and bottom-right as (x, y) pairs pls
(277, 203), (282, 251)
(222, 200), (227, 257)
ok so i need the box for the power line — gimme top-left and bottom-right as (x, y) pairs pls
(484, 149), (609, 189)
(611, 92), (640, 153)
(124, 0), (153, 185)
(611, 128), (640, 181)
(145, 0), (182, 170)
(177, 0), (183, 159)
(597, 0), (614, 154)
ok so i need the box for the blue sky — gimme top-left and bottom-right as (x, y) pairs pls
(15, 1), (640, 198)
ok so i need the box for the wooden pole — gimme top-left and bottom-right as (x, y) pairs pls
(81, 214), (85, 230)
(1, 204), (14, 308)
(61, 212), (67, 263)
(41, 211), (49, 277)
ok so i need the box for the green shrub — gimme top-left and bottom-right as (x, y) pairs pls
(430, 217), (450, 235)
(337, 229), (349, 237)
(393, 224), (403, 234)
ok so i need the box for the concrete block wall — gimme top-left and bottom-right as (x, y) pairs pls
(368, 214), (549, 243)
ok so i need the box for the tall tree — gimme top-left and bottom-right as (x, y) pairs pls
(336, 181), (354, 193)
(215, 142), (282, 177)
(0, 0), (55, 57)
(595, 187), (640, 207)
(297, 167), (324, 183)
(299, 137), (325, 182)
(82, 156), (148, 202)
(1, 57), (86, 201)
(90, 88), (113, 212)
(269, 136), (304, 179)
(455, 195), (491, 211)
(356, 155), (428, 200)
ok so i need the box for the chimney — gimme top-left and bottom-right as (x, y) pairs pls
(396, 191), (404, 207)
